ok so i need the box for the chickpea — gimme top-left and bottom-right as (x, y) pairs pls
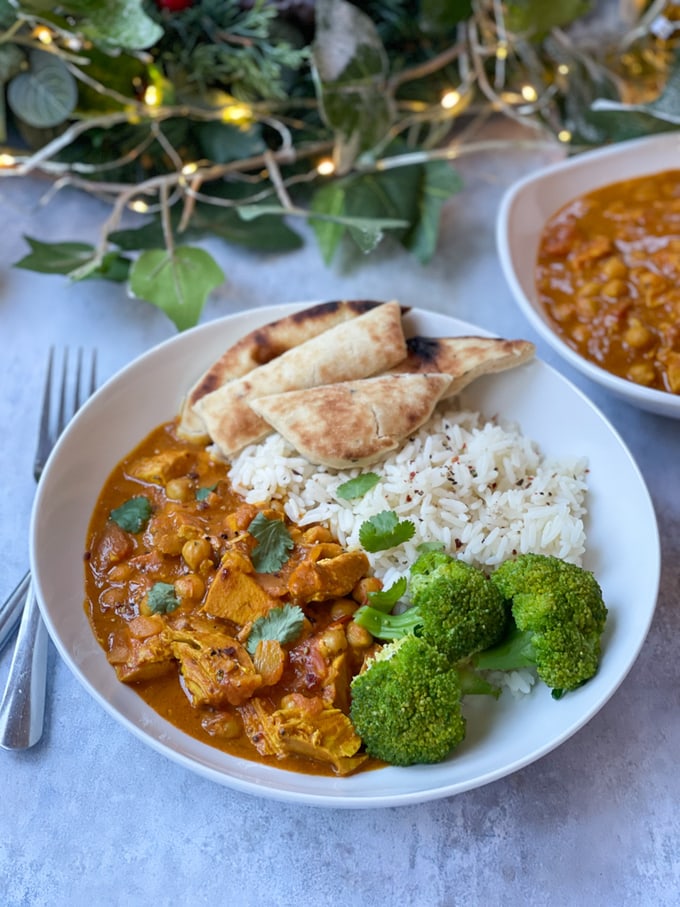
(623, 322), (655, 350)
(330, 598), (358, 620)
(627, 361), (656, 386)
(318, 626), (347, 657)
(601, 278), (627, 298)
(182, 537), (212, 571)
(352, 576), (383, 606)
(345, 621), (373, 649)
(551, 302), (574, 323)
(165, 476), (193, 502)
(601, 256), (628, 280)
(99, 587), (127, 609)
(174, 573), (205, 602)
(575, 295), (598, 318)
(107, 563), (133, 582)
(578, 280), (601, 298)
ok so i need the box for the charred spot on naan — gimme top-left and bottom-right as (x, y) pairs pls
(392, 335), (535, 397)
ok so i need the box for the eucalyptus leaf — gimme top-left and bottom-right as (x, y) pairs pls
(7, 51), (77, 128)
(588, 58), (680, 140)
(128, 246), (225, 331)
(312, 0), (395, 173)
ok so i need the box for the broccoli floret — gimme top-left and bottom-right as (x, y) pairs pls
(349, 634), (498, 766)
(476, 553), (608, 698)
(354, 551), (509, 662)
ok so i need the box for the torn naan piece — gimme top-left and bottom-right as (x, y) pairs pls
(178, 299), (383, 441)
(250, 373), (452, 468)
(390, 335), (535, 397)
(194, 301), (408, 459)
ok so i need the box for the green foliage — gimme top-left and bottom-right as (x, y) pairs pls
(15, 237), (131, 282)
(128, 246), (225, 331)
(7, 50), (77, 128)
(504, 0), (593, 37)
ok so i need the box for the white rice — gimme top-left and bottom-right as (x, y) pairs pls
(228, 404), (589, 698)
(228, 404), (589, 590)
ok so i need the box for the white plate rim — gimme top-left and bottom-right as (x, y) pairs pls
(29, 303), (662, 808)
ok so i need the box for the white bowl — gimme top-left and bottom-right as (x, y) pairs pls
(30, 304), (660, 807)
(496, 132), (680, 419)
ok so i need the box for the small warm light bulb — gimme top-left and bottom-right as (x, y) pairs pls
(496, 43), (509, 61)
(32, 26), (53, 45)
(521, 84), (538, 102)
(144, 85), (161, 107)
(558, 129), (572, 143)
(441, 90), (462, 110)
(316, 158), (335, 176)
(557, 64), (570, 76)
(0, 153), (15, 167)
(221, 103), (252, 125)
(129, 199), (149, 214)
(181, 162), (199, 176)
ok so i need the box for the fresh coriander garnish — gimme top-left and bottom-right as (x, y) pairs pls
(196, 484), (217, 501)
(367, 576), (408, 613)
(110, 496), (152, 533)
(416, 540), (446, 554)
(146, 581), (179, 615)
(359, 510), (416, 553)
(335, 473), (380, 500)
(246, 604), (305, 656)
(248, 512), (294, 573)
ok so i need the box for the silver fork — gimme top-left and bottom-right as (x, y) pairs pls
(0, 348), (97, 750)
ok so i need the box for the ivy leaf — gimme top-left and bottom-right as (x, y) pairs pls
(53, 0), (164, 50)
(246, 604), (305, 656)
(14, 237), (131, 282)
(128, 246), (225, 331)
(335, 473), (380, 500)
(7, 50), (77, 128)
(399, 160), (463, 264)
(359, 510), (416, 553)
(0, 45), (25, 82)
(504, 0), (591, 37)
(312, 0), (396, 173)
(248, 512), (294, 573)
(419, 0), (473, 36)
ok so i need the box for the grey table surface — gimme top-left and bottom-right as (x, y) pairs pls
(1, 120), (678, 907)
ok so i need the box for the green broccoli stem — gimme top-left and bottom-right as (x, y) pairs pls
(457, 665), (501, 699)
(353, 603), (423, 639)
(472, 624), (537, 672)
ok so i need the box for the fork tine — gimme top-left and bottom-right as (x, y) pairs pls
(33, 348), (55, 479)
(56, 348), (69, 437)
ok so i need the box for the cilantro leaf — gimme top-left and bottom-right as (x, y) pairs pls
(246, 604), (305, 656)
(146, 582), (179, 615)
(335, 473), (380, 500)
(359, 510), (416, 553)
(110, 495), (152, 533)
(416, 540), (446, 554)
(196, 484), (217, 501)
(248, 512), (294, 573)
(367, 576), (407, 613)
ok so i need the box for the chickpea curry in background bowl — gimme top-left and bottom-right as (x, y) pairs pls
(497, 132), (680, 419)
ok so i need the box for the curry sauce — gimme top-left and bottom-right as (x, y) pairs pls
(84, 421), (383, 776)
(535, 169), (680, 394)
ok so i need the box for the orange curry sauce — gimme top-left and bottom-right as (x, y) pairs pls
(535, 169), (680, 394)
(83, 421), (384, 777)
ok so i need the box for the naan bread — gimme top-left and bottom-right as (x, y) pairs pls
(194, 301), (408, 459)
(250, 373), (452, 468)
(390, 335), (535, 397)
(178, 299), (383, 441)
